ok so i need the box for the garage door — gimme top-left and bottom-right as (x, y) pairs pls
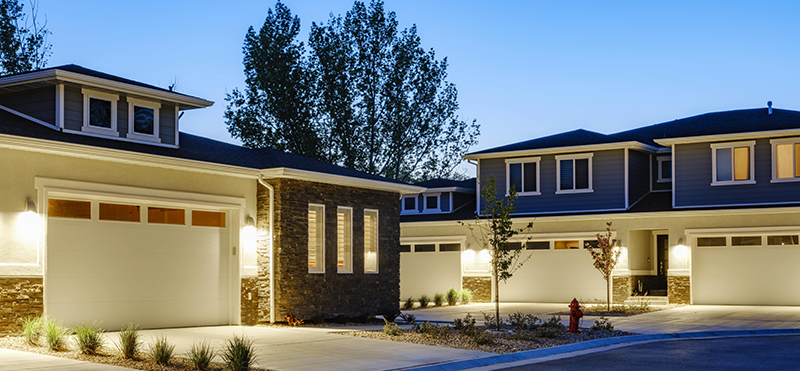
(46, 198), (231, 329)
(693, 233), (800, 305)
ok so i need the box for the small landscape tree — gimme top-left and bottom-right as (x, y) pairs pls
(461, 176), (533, 330)
(586, 222), (621, 311)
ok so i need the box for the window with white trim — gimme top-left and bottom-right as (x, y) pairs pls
(127, 97), (161, 142)
(308, 204), (325, 273)
(337, 207), (352, 273)
(401, 196), (418, 213)
(423, 193), (440, 212)
(556, 153), (593, 194)
(82, 88), (119, 136)
(505, 157), (541, 195)
(711, 141), (755, 185)
(364, 209), (379, 273)
(657, 157), (672, 182)
(771, 138), (800, 182)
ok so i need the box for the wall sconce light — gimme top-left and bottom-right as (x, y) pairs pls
(25, 198), (36, 214)
(245, 216), (255, 228)
(678, 238), (683, 246)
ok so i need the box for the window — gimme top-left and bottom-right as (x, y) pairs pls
(657, 157), (672, 182)
(556, 154), (593, 193)
(423, 193), (440, 212)
(584, 240), (599, 249)
(439, 243), (461, 252)
(697, 237), (726, 247)
(127, 97), (161, 142)
(82, 88), (118, 136)
(767, 235), (799, 245)
(401, 196), (418, 213)
(47, 199), (91, 219)
(308, 204), (325, 273)
(526, 241), (550, 250)
(505, 157), (541, 195)
(192, 210), (226, 227)
(414, 244), (435, 252)
(99, 203), (141, 222)
(147, 207), (185, 225)
(501, 242), (523, 250)
(400, 244), (411, 253)
(554, 240), (580, 250)
(771, 138), (800, 182)
(337, 207), (353, 273)
(711, 141), (755, 185)
(364, 209), (379, 273)
(731, 236), (761, 246)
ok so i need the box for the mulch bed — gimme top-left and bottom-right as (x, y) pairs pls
(552, 304), (684, 317)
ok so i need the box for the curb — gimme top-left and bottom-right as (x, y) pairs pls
(405, 329), (800, 371)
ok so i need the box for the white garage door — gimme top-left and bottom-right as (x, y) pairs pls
(46, 198), (231, 330)
(693, 233), (800, 305)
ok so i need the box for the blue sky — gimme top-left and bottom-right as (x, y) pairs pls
(40, 0), (800, 168)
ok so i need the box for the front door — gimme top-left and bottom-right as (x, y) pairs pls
(655, 234), (669, 293)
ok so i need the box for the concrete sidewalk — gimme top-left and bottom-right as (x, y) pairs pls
(0, 348), (133, 371)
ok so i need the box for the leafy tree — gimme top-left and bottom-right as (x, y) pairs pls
(461, 176), (533, 330)
(586, 222), (621, 311)
(0, 0), (50, 75)
(226, 0), (479, 182)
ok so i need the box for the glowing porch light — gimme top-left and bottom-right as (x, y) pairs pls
(478, 249), (491, 263)
(463, 249), (476, 262)
(673, 244), (688, 259)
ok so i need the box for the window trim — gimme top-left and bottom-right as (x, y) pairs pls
(364, 209), (379, 274)
(505, 156), (541, 196)
(555, 153), (594, 194)
(423, 193), (441, 213)
(127, 97), (161, 143)
(308, 203), (325, 274)
(770, 137), (800, 183)
(710, 141), (756, 186)
(400, 195), (418, 214)
(336, 206), (353, 274)
(657, 157), (672, 183)
(82, 88), (119, 136)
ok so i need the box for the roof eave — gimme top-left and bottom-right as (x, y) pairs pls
(654, 128), (800, 146)
(462, 141), (660, 160)
(260, 168), (425, 194)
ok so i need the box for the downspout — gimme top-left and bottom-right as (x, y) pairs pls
(257, 174), (276, 324)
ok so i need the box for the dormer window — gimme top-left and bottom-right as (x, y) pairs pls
(401, 196), (417, 213)
(657, 157), (672, 182)
(82, 88), (118, 136)
(424, 194), (440, 212)
(127, 97), (161, 142)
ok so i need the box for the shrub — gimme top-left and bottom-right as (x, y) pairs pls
(116, 323), (141, 359)
(147, 335), (175, 366)
(43, 318), (70, 351)
(412, 321), (449, 338)
(482, 312), (504, 329)
(418, 294), (430, 308)
(453, 313), (478, 337)
(403, 297), (415, 310)
(590, 316), (614, 331)
(398, 313), (416, 324)
(459, 288), (473, 304)
(508, 312), (540, 331)
(473, 330), (495, 345)
(186, 341), (214, 371)
(383, 319), (401, 336)
(20, 315), (44, 346)
(221, 334), (257, 371)
(285, 311), (304, 326)
(73, 322), (105, 355)
(537, 316), (565, 338)
(433, 293), (444, 307)
(446, 288), (459, 306)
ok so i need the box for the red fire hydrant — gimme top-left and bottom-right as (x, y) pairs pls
(568, 298), (583, 333)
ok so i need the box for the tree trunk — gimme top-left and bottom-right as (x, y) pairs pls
(606, 276), (611, 311)
(494, 259), (500, 331)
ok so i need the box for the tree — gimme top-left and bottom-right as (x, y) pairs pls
(586, 222), (621, 311)
(225, 0), (479, 182)
(461, 176), (533, 330)
(0, 0), (50, 75)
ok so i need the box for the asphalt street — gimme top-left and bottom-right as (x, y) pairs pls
(501, 335), (800, 371)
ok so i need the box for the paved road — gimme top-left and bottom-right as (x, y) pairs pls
(500, 335), (800, 371)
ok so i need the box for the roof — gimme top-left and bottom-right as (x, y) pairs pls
(400, 198), (477, 223)
(0, 109), (416, 188)
(468, 129), (625, 155)
(414, 178), (476, 190)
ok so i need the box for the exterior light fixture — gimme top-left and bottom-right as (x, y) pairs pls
(245, 216), (255, 228)
(25, 198), (36, 214)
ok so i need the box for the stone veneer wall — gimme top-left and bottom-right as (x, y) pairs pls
(240, 277), (259, 325)
(256, 179), (400, 321)
(462, 277), (491, 303)
(255, 185), (273, 323)
(668, 276), (690, 304)
(612, 275), (631, 303)
(0, 277), (43, 335)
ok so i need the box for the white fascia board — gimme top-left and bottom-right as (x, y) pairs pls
(462, 141), (659, 160)
(418, 186), (474, 194)
(0, 69), (214, 109)
(260, 168), (426, 194)
(654, 128), (800, 146)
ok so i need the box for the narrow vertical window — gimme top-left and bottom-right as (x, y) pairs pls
(364, 209), (379, 273)
(337, 207), (352, 273)
(308, 204), (325, 273)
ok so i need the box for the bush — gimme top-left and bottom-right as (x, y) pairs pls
(43, 318), (70, 351)
(446, 288), (459, 306)
(398, 313), (416, 324)
(20, 315), (44, 346)
(418, 294), (430, 308)
(412, 321), (449, 338)
(537, 316), (565, 338)
(453, 314), (478, 337)
(116, 323), (141, 359)
(220, 334), (257, 371)
(459, 289), (473, 304)
(403, 297), (415, 310)
(186, 341), (214, 371)
(482, 312), (504, 329)
(473, 330), (495, 345)
(74, 322), (105, 355)
(433, 293), (444, 307)
(383, 319), (401, 336)
(590, 316), (614, 331)
(508, 312), (540, 331)
(147, 335), (175, 366)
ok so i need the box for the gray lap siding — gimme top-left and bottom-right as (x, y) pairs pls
(0, 87), (55, 125)
(628, 150), (650, 205)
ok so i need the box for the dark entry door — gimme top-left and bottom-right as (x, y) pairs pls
(655, 234), (669, 291)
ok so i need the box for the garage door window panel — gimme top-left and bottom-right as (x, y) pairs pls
(731, 236), (762, 247)
(192, 210), (226, 227)
(697, 237), (727, 247)
(47, 199), (91, 219)
(99, 203), (141, 222)
(767, 235), (799, 246)
(554, 240), (580, 250)
(148, 207), (186, 225)
(439, 243), (461, 252)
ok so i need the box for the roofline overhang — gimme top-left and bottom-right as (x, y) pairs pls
(410, 186), (474, 194)
(654, 128), (800, 146)
(462, 141), (659, 160)
(0, 133), (422, 193)
(0, 69), (214, 109)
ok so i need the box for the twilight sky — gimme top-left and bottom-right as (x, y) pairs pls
(40, 0), (800, 170)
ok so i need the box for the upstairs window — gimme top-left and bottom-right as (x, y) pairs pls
(556, 153), (593, 194)
(505, 157), (541, 195)
(401, 196), (417, 213)
(771, 138), (800, 182)
(711, 141), (754, 185)
(82, 89), (119, 136)
(127, 97), (161, 142)
(657, 157), (672, 182)
(423, 193), (440, 212)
